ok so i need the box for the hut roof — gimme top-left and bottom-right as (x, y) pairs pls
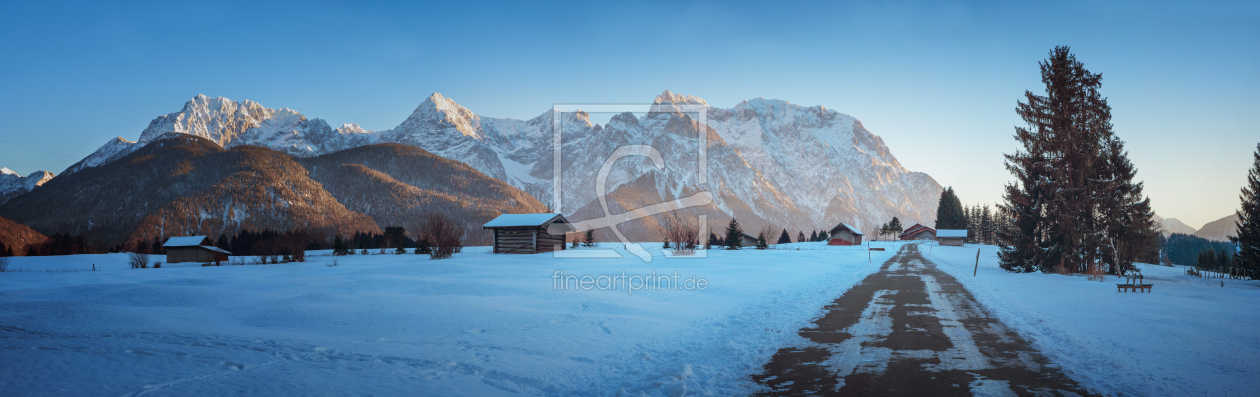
(483, 213), (575, 232)
(163, 236), (209, 247)
(937, 229), (968, 238)
(899, 224), (935, 237)
(829, 222), (864, 235)
(200, 246), (232, 254)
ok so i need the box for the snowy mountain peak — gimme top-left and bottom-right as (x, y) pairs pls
(653, 90), (708, 106)
(0, 168), (54, 205)
(0, 167), (15, 175)
(408, 93), (478, 137)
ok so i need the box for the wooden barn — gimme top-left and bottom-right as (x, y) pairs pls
(163, 235), (231, 264)
(483, 213), (576, 254)
(827, 222), (864, 245)
(899, 224), (937, 241)
(937, 229), (968, 246)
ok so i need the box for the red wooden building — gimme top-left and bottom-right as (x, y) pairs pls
(827, 222), (865, 245)
(899, 224), (937, 240)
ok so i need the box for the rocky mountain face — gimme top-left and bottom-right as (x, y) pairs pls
(297, 144), (548, 245)
(49, 91), (942, 242)
(1153, 215), (1199, 236)
(1195, 214), (1240, 242)
(1, 135), (381, 246)
(0, 168), (54, 206)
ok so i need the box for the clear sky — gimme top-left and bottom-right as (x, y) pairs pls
(1, 0), (1256, 228)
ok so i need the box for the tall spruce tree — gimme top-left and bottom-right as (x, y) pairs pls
(1232, 143), (1260, 279)
(935, 187), (967, 230)
(756, 231), (769, 250)
(797, 231), (806, 243)
(809, 230), (818, 242)
(778, 229), (792, 244)
(725, 219), (745, 250)
(998, 46), (1157, 274)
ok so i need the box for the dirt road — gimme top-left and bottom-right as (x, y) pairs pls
(752, 243), (1092, 396)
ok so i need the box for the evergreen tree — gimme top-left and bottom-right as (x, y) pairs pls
(725, 218), (745, 250)
(1217, 250), (1231, 270)
(886, 217), (903, 237)
(136, 239), (149, 254)
(663, 240), (671, 249)
(998, 46), (1157, 274)
(756, 231), (769, 250)
(797, 231), (806, 243)
(778, 229), (792, 245)
(1232, 143), (1260, 279)
(708, 233), (721, 250)
(152, 236), (163, 255)
(809, 230), (818, 242)
(216, 233), (230, 251)
(571, 235), (580, 249)
(0, 241), (8, 257)
(583, 230), (595, 247)
(332, 234), (350, 256)
(1198, 249), (1215, 269)
(819, 230), (829, 241)
(935, 187), (967, 230)
(416, 236), (432, 255)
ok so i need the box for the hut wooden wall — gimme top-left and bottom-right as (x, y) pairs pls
(493, 228), (567, 254)
(167, 247), (215, 263)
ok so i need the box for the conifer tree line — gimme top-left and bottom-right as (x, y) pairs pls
(997, 46), (1159, 274)
(1231, 143), (1260, 279)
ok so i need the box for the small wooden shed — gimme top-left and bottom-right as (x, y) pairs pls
(899, 224), (937, 241)
(163, 235), (231, 264)
(937, 229), (968, 246)
(827, 222), (864, 245)
(483, 213), (576, 254)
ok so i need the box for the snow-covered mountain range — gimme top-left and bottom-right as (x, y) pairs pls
(42, 91), (944, 239)
(0, 168), (54, 206)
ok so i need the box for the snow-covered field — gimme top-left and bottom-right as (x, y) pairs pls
(0, 242), (898, 396)
(922, 243), (1260, 397)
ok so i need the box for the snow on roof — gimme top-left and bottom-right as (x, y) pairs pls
(829, 222), (864, 235)
(163, 236), (208, 247)
(483, 213), (567, 228)
(200, 246), (232, 254)
(937, 229), (968, 238)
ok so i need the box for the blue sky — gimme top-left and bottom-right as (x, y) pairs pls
(0, 0), (1256, 228)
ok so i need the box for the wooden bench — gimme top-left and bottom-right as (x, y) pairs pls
(1117, 274), (1153, 293)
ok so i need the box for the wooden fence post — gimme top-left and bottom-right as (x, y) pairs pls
(973, 248), (981, 277)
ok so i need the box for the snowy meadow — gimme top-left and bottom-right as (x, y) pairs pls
(0, 242), (896, 396)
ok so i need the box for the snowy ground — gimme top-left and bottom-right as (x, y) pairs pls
(921, 243), (1260, 397)
(0, 242), (900, 396)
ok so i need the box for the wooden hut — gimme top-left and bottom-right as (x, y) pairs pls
(740, 233), (759, 247)
(483, 213), (576, 254)
(827, 222), (864, 245)
(163, 235), (231, 264)
(937, 229), (968, 246)
(899, 224), (937, 241)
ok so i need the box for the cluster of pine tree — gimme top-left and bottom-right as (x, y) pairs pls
(1161, 233), (1235, 267)
(880, 218), (903, 240)
(1231, 144), (1260, 279)
(963, 204), (1005, 245)
(1195, 249), (1235, 271)
(0, 241), (14, 257)
(935, 187), (967, 230)
(997, 47), (1159, 274)
(26, 233), (95, 256)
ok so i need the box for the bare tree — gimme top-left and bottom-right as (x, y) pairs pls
(657, 211), (699, 256)
(423, 213), (464, 260)
(128, 252), (150, 269)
